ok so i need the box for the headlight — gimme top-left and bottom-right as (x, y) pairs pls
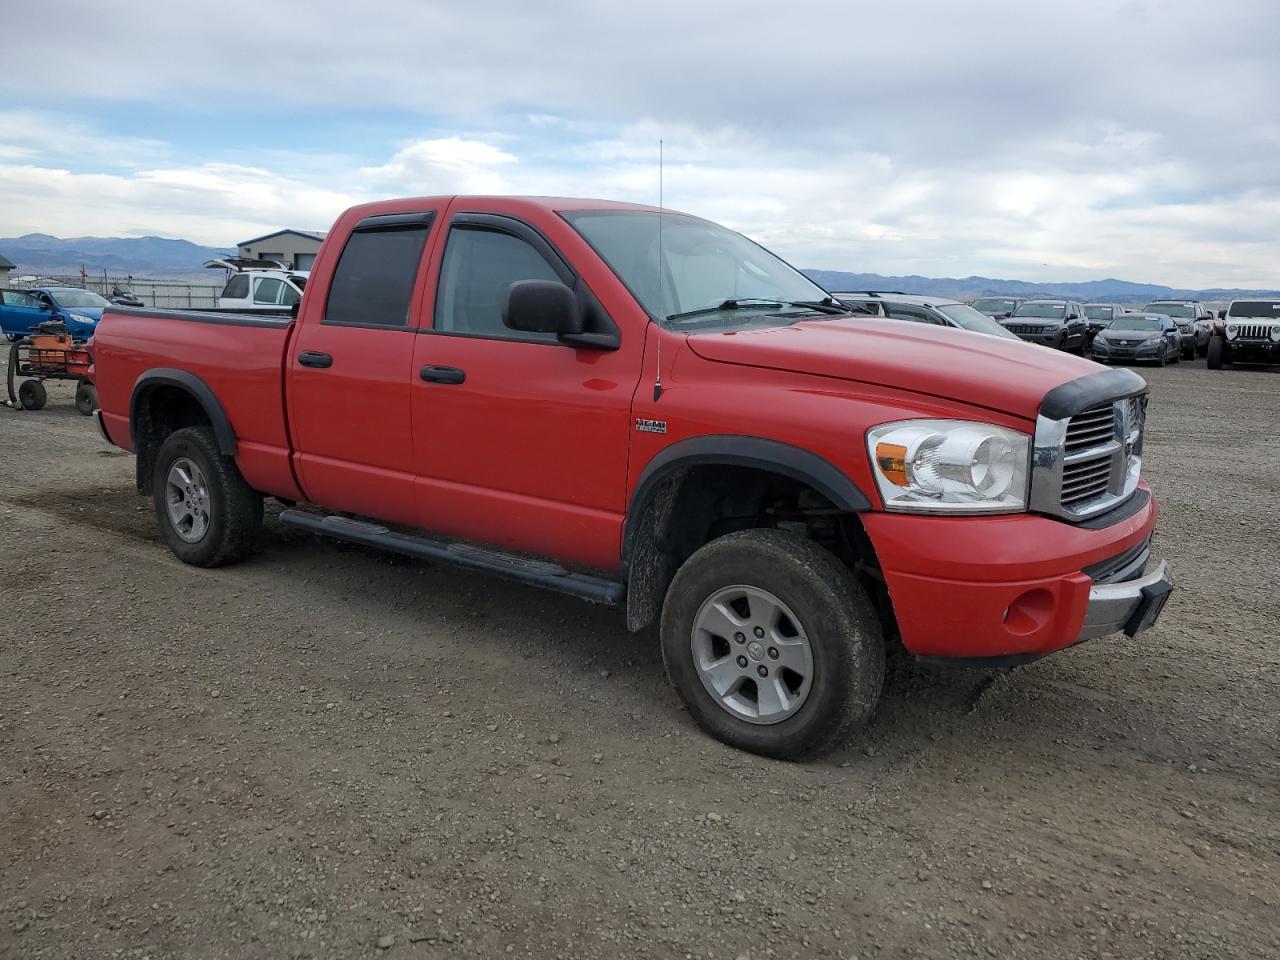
(1142, 336), (1163, 346)
(1225, 324), (1238, 339)
(1271, 325), (1280, 342)
(69, 313), (95, 325)
(867, 420), (1030, 514)
(1043, 323), (1062, 332)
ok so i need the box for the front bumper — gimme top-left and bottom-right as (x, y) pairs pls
(862, 485), (1169, 661)
(1092, 340), (1162, 360)
(1225, 339), (1280, 361)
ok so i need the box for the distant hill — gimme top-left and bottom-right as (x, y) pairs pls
(0, 233), (233, 278)
(803, 270), (1280, 304)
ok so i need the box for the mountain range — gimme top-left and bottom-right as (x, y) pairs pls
(802, 269), (1280, 304)
(1, 233), (1276, 301)
(0, 233), (233, 278)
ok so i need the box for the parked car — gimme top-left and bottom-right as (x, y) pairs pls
(1142, 299), (1211, 359)
(831, 292), (1023, 341)
(969, 296), (1026, 319)
(1001, 299), (1089, 353)
(1, 286), (107, 341)
(1082, 303), (1123, 346)
(206, 258), (308, 313)
(1207, 299), (1280, 369)
(1089, 312), (1182, 366)
(92, 195), (1172, 760)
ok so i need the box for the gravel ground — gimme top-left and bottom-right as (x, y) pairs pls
(2, 356), (1278, 960)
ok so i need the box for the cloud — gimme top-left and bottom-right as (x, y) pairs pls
(1, 1), (1277, 285)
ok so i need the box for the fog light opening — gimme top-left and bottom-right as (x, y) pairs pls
(1003, 588), (1055, 637)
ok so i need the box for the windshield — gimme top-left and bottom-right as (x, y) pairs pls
(971, 297), (1018, 313)
(1109, 316), (1162, 332)
(1146, 302), (1193, 318)
(564, 210), (837, 329)
(1227, 300), (1280, 318)
(1012, 302), (1065, 318)
(1084, 306), (1113, 320)
(936, 303), (1021, 339)
(49, 289), (109, 308)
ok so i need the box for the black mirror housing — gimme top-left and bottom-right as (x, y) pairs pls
(503, 279), (583, 335)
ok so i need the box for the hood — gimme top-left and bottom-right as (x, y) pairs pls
(684, 317), (1097, 419)
(1095, 328), (1159, 342)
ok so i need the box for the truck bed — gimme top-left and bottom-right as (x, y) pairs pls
(93, 307), (301, 501)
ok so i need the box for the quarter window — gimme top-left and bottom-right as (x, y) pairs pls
(435, 227), (562, 341)
(325, 225), (431, 328)
(221, 274), (249, 300)
(886, 305), (943, 325)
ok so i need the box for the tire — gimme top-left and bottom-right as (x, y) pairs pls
(74, 381), (98, 416)
(1206, 335), (1226, 370)
(660, 529), (885, 760)
(18, 379), (47, 410)
(152, 426), (263, 567)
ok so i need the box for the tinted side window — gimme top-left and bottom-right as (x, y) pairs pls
(254, 277), (283, 304)
(325, 226), (431, 328)
(281, 283), (301, 307)
(435, 227), (561, 340)
(886, 305), (942, 325)
(222, 274), (249, 299)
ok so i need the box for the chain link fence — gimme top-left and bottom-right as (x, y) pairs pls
(9, 275), (223, 309)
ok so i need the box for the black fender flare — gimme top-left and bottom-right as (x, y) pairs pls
(129, 368), (237, 456)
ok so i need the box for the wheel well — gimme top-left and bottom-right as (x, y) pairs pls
(132, 384), (214, 494)
(623, 463), (893, 636)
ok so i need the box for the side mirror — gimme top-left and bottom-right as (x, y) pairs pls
(503, 279), (583, 336)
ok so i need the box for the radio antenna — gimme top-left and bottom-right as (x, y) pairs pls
(654, 138), (664, 402)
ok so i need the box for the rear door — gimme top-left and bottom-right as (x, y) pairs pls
(408, 209), (641, 570)
(286, 208), (441, 526)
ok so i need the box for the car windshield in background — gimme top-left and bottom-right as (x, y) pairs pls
(50, 289), (110, 308)
(972, 298), (1018, 312)
(1227, 301), (1280, 318)
(1109, 316), (1162, 331)
(936, 303), (1020, 339)
(1085, 306), (1113, 320)
(1012, 302), (1065, 318)
(564, 210), (840, 329)
(1148, 303), (1193, 318)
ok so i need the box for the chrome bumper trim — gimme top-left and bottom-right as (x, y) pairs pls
(1076, 560), (1173, 643)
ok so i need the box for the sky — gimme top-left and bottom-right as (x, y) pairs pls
(2, 0), (1278, 287)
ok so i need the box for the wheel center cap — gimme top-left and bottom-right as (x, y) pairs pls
(746, 640), (765, 662)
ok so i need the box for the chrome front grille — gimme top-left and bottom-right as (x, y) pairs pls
(1030, 395), (1146, 521)
(1233, 323), (1273, 340)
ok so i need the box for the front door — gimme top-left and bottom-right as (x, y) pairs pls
(409, 211), (641, 571)
(0, 290), (49, 338)
(286, 209), (440, 526)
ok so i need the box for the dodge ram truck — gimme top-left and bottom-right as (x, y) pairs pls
(90, 196), (1174, 759)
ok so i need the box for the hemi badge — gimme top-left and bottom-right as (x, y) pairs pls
(635, 418), (668, 434)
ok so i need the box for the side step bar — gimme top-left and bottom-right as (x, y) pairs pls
(278, 510), (625, 605)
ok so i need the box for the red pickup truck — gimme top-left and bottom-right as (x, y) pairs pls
(91, 195), (1173, 759)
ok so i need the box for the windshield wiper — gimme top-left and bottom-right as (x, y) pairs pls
(666, 297), (848, 324)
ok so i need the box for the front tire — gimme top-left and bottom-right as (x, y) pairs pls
(1207, 335), (1226, 370)
(152, 426), (263, 567)
(660, 529), (885, 760)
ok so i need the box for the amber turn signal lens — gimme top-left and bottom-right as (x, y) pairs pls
(875, 442), (909, 486)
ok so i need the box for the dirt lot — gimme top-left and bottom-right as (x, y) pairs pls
(1, 357), (1278, 960)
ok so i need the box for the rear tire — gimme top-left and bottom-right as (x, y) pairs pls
(18, 379), (47, 410)
(1207, 335), (1226, 370)
(660, 529), (885, 760)
(74, 381), (98, 416)
(152, 426), (263, 567)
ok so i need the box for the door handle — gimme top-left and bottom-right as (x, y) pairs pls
(419, 364), (466, 385)
(298, 351), (333, 368)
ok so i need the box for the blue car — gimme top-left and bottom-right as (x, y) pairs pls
(0, 286), (109, 341)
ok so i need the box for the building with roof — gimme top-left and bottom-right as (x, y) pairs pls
(0, 254), (15, 287)
(236, 229), (327, 271)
